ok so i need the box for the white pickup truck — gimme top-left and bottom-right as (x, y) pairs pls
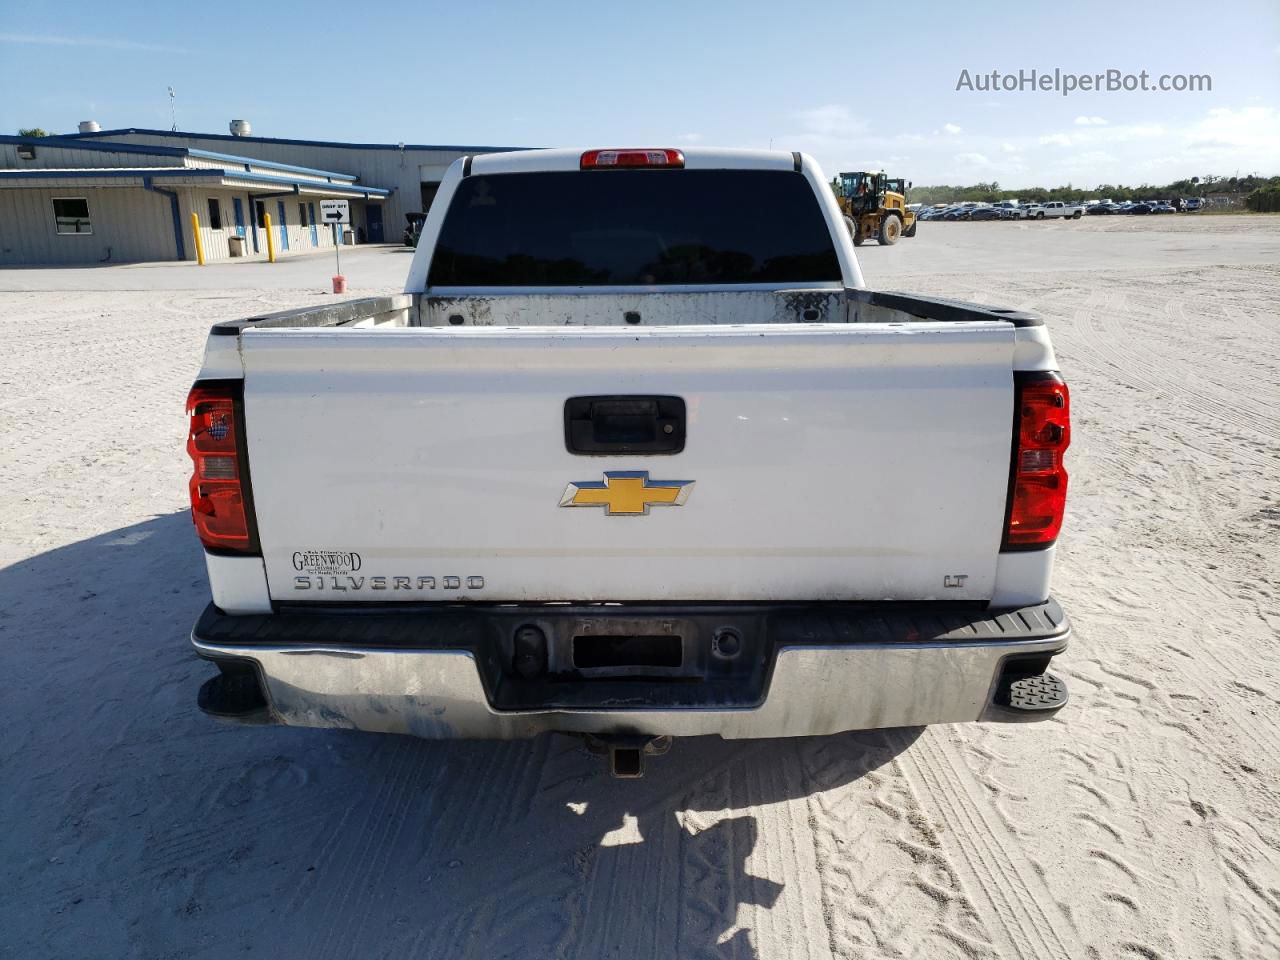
(1024, 201), (1084, 220)
(188, 147), (1072, 776)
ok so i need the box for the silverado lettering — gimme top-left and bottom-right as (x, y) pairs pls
(292, 576), (485, 591)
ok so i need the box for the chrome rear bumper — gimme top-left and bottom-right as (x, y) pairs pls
(191, 600), (1069, 739)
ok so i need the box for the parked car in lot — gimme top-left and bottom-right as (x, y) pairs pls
(185, 146), (1074, 777)
(992, 201), (1025, 219)
(1153, 201), (1176, 214)
(968, 206), (1004, 221)
(1129, 202), (1153, 215)
(1086, 203), (1114, 215)
(1026, 201), (1084, 220)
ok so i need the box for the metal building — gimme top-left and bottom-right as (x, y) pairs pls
(64, 124), (526, 247)
(0, 134), (390, 265)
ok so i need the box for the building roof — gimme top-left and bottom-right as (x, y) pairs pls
(63, 127), (529, 154)
(0, 164), (389, 199)
(0, 134), (362, 182)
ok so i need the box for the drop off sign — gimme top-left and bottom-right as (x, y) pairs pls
(319, 199), (350, 224)
(320, 200), (350, 291)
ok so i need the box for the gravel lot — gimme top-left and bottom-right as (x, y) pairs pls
(2, 215), (1278, 959)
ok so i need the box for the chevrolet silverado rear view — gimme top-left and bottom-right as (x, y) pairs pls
(187, 147), (1072, 776)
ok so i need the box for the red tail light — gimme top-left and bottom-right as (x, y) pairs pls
(580, 148), (685, 169)
(1003, 372), (1070, 549)
(186, 382), (257, 553)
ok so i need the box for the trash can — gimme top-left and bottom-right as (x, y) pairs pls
(227, 235), (246, 258)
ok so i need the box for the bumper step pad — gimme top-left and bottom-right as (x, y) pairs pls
(996, 671), (1068, 715)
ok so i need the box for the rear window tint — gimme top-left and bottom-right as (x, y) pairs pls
(427, 169), (840, 286)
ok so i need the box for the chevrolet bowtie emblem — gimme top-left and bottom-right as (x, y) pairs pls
(560, 471), (695, 516)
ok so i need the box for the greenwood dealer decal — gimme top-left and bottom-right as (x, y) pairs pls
(292, 550), (362, 575)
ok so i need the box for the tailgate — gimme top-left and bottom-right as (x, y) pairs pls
(240, 323), (1016, 603)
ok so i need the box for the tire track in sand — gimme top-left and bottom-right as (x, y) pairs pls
(897, 730), (1084, 960)
(799, 730), (1001, 959)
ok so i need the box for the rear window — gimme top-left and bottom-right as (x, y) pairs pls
(427, 169), (841, 286)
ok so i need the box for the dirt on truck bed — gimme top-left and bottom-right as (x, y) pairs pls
(2, 216), (1278, 960)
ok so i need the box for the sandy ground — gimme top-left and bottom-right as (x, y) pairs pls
(2, 216), (1278, 959)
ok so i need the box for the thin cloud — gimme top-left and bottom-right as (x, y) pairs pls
(0, 32), (189, 53)
(943, 123), (963, 135)
(1074, 116), (1108, 126)
(1064, 151), (1117, 168)
(796, 104), (867, 137)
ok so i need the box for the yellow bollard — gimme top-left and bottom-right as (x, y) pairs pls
(190, 212), (205, 265)
(264, 212), (276, 263)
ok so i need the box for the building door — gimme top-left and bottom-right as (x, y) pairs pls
(276, 201), (290, 251)
(250, 197), (261, 252)
(232, 198), (245, 237)
(366, 204), (384, 243)
(308, 203), (318, 246)
(420, 182), (440, 214)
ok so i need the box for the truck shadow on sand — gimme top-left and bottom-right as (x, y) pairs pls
(1, 511), (922, 959)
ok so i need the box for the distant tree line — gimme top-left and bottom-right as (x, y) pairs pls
(1244, 186), (1280, 213)
(905, 173), (1279, 206)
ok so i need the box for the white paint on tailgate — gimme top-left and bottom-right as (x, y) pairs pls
(991, 546), (1055, 607)
(204, 552), (272, 614)
(239, 322), (1016, 603)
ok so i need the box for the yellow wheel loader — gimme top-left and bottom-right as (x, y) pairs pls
(834, 172), (916, 246)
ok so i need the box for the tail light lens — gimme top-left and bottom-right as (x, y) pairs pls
(1003, 372), (1070, 549)
(581, 148), (685, 169)
(187, 383), (257, 553)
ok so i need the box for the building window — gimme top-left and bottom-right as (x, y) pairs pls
(299, 202), (308, 227)
(255, 200), (266, 228)
(207, 198), (223, 230)
(52, 198), (92, 235)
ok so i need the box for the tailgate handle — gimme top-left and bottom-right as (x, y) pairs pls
(565, 396), (685, 455)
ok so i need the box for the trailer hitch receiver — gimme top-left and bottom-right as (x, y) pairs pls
(585, 735), (673, 778)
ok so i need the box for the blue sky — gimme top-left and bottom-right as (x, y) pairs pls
(2, 0), (1277, 187)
